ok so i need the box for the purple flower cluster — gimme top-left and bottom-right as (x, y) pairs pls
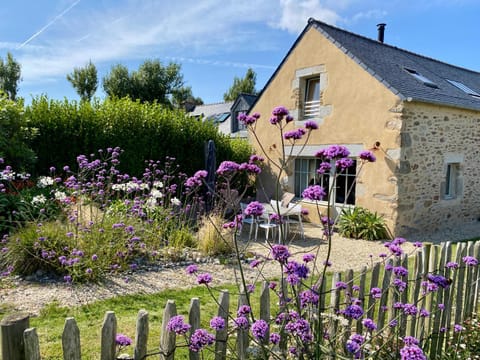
(270, 245), (291, 263)
(115, 333), (132, 347)
(426, 274), (451, 289)
(304, 120), (318, 130)
(299, 289), (319, 308)
(237, 112), (260, 126)
(167, 315), (191, 335)
(370, 287), (382, 299)
(209, 316), (225, 331)
(315, 145), (350, 160)
(185, 170), (208, 188)
(359, 150), (376, 162)
(270, 106), (293, 124)
(336, 157), (354, 171)
(343, 304), (364, 319)
(243, 201), (264, 217)
(285, 318), (312, 343)
(346, 333), (364, 357)
(251, 319), (269, 341)
(400, 345), (426, 360)
(189, 329), (215, 352)
(463, 256), (478, 266)
(196, 273), (212, 285)
(284, 128), (306, 141)
(216, 161), (240, 175)
(362, 318), (377, 331)
(302, 185), (326, 201)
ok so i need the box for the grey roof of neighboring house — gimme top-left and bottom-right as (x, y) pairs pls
(190, 101), (234, 122)
(254, 18), (480, 112)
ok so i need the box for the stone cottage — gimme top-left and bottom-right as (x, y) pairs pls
(250, 18), (480, 237)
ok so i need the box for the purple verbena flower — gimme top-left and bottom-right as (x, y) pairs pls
(237, 305), (251, 317)
(270, 332), (281, 344)
(302, 185), (326, 201)
(251, 319), (269, 341)
(270, 245), (290, 263)
(359, 150), (376, 162)
(343, 304), (364, 319)
(234, 316), (249, 330)
(209, 316), (225, 331)
(186, 264), (198, 275)
(189, 329), (215, 352)
(196, 273), (212, 285)
(304, 120), (318, 130)
(244, 201), (264, 217)
(463, 256), (478, 266)
(115, 333), (132, 347)
(167, 315), (191, 335)
(362, 318), (377, 331)
(400, 345), (426, 360)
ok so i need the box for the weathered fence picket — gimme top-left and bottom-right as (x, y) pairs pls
(2, 241), (479, 360)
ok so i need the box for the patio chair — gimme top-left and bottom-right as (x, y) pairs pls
(240, 203), (260, 240)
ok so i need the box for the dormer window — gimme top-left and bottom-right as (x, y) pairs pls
(404, 68), (438, 88)
(446, 79), (480, 99)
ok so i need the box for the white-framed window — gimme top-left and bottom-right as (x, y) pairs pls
(303, 77), (320, 119)
(294, 158), (357, 205)
(444, 163), (459, 199)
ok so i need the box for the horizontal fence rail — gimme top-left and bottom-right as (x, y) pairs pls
(1, 241), (479, 359)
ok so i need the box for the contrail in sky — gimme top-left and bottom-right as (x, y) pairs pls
(166, 56), (276, 70)
(17, 0), (81, 49)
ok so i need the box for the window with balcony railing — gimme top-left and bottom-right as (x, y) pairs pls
(303, 77), (320, 119)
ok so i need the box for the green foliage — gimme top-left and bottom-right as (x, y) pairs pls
(337, 206), (389, 240)
(443, 317), (480, 359)
(25, 96), (251, 177)
(102, 59), (186, 105)
(171, 86), (203, 111)
(0, 94), (37, 171)
(223, 68), (257, 101)
(0, 52), (21, 101)
(66, 60), (98, 102)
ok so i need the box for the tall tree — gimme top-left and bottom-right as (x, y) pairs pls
(102, 59), (184, 105)
(66, 60), (98, 102)
(223, 68), (257, 101)
(0, 52), (21, 101)
(172, 86), (203, 111)
(102, 64), (132, 99)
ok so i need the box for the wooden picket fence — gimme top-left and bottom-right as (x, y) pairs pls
(1, 241), (479, 359)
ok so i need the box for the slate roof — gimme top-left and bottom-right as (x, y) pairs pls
(255, 18), (480, 112)
(190, 101), (234, 122)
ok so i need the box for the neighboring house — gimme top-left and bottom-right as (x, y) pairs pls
(190, 101), (234, 135)
(250, 18), (480, 237)
(190, 93), (257, 138)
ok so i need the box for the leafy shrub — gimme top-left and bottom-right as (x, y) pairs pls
(0, 95), (37, 172)
(337, 206), (389, 240)
(25, 96), (252, 177)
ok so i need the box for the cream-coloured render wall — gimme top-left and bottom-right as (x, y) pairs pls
(250, 27), (402, 229)
(395, 102), (480, 236)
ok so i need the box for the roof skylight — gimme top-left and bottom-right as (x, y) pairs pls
(446, 79), (480, 98)
(404, 68), (438, 88)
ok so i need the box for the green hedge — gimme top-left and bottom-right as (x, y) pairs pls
(25, 96), (251, 176)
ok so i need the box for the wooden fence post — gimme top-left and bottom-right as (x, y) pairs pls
(236, 291), (249, 360)
(188, 298), (200, 360)
(214, 290), (229, 360)
(259, 281), (270, 345)
(160, 300), (177, 360)
(1, 313), (29, 360)
(101, 311), (117, 360)
(134, 310), (149, 360)
(62, 317), (81, 360)
(23, 328), (41, 360)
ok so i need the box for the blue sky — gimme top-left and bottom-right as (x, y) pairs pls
(1, 0), (479, 104)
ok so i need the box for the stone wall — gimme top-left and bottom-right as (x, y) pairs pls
(395, 102), (480, 236)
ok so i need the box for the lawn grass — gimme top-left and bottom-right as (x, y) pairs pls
(28, 284), (240, 359)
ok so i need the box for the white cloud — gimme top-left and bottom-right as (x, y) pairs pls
(350, 9), (387, 23)
(272, 0), (341, 33)
(15, 0), (283, 85)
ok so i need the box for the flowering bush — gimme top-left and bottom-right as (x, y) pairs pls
(0, 150), (205, 282)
